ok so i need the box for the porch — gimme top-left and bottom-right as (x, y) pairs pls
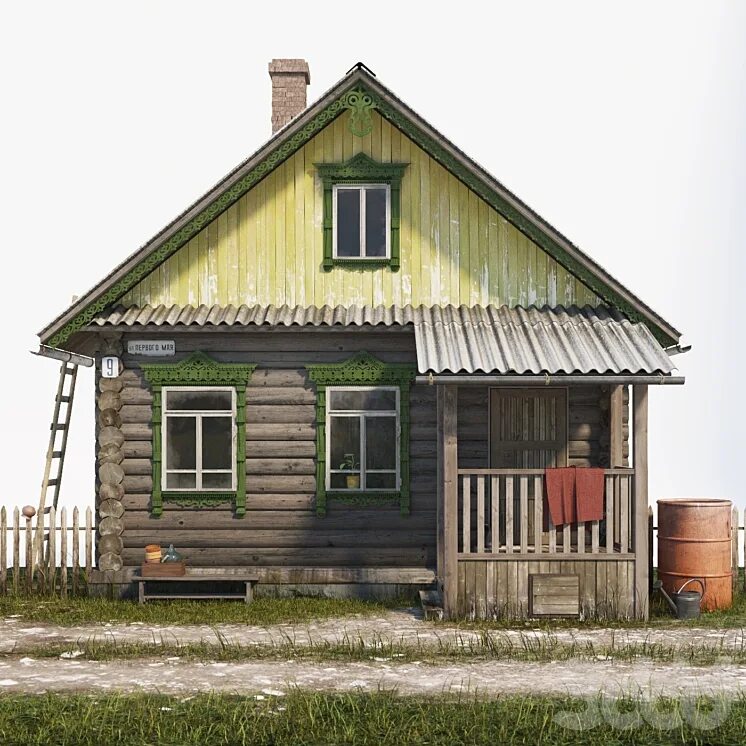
(434, 383), (652, 621)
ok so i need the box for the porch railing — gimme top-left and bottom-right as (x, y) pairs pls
(458, 469), (634, 556)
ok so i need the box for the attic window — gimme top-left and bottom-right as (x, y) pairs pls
(316, 153), (408, 271)
(333, 185), (390, 260)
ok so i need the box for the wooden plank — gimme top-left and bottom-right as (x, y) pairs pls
(462, 476), (471, 554)
(12, 508), (19, 594)
(505, 476), (514, 553)
(609, 384), (624, 466)
(72, 507), (79, 596)
(633, 385), (649, 620)
(534, 476), (543, 555)
(475, 560), (487, 618)
(85, 507), (93, 581)
(0, 507), (6, 594)
(605, 475), (614, 553)
(506, 559), (517, 618)
(457, 553), (635, 561)
(529, 573), (580, 617)
(25, 511), (34, 594)
(619, 475), (629, 553)
(476, 477), (485, 553)
(486, 559), (496, 618)
(562, 523), (571, 554)
(591, 520), (599, 554)
(491, 476), (499, 553)
(439, 385), (459, 618)
(60, 508), (68, 599)
(577, 522), (585, 554)
(516, 560), (529, 615)
(519, 477), (528, 552)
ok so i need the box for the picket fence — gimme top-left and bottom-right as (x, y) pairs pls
(0, 506), (93, 596)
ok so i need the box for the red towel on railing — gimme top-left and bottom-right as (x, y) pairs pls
(575, 468), (605, 522)
(544, 468), (576, 526)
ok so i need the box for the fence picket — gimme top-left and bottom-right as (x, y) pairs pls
(519, 477), (528, 552)
(47, 507), (56, 594)
(12, 508), (19, 594)
(85, 507), (93, 578)
(534, 476), (543, 555)
(60, 508), (68, 599)
(24, 512), (33, 594)
(490, 477), (499, 553)
(72, 507), (80, 596)
(0, 507), (6, 594)
(462, 477), (471, 554)
(476, 477), (485, 554)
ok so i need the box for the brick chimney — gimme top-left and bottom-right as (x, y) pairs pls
(268, 59), (311, 133)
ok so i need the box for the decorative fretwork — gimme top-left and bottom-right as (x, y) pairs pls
(141, 352), (256, 517)
(315, 153), (408, 271)
(342, 87), (376, 137)
(306, 352), (416, 517)
(47, 79), (675, 349)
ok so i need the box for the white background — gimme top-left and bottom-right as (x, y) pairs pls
(1, 1), (743, 522)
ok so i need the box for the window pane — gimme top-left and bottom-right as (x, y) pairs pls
(365, 416), (397, 470)
(366, 472), (397, 489)
(329, 389), (397, 411)
(202, 416), (232, 470)
(202, 472), (233, 489)
(166, 472), (196, 489)
(166, 417), (196, 469)
(364, 187), (387, 257)
(329, 416), (360, 474)
(166, 390), (232, 411)
(336, 188), (361, 257)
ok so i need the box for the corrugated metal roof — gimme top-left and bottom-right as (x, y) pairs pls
(91, 303), (675, 375)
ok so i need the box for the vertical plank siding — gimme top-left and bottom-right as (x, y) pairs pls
(122, 112), (599, 309)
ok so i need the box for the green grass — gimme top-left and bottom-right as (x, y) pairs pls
(0, 691), (744, 745)
(0, 594), (404, 626)
(8, 627), (746, 667)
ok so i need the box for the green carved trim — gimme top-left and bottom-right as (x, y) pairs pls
(141, 352), (256, 517)
(344, 88), (376, 136)
(306, 352), (415, 517)
(47, 80), (676, 348)
(327, 492), (401, 507)
(162, 492), (235, 508)
(316, 154), (408, 272)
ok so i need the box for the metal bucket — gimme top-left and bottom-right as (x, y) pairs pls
(657, 498), (732, 611)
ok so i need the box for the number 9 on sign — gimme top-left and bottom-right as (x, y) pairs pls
(101, 356), (120, 379)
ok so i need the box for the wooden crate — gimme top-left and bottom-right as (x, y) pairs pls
(140, 561), (186, 578)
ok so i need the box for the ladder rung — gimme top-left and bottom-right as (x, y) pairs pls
(46, 479), (60, 487)
(58, 395), (72, 403)
(51, 424), (67, 431)
(52, 450), (63, 458)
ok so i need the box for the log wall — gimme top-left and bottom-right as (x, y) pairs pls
(98, 330), (437, 572)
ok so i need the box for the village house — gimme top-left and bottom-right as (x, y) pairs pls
(37, 59), (685, 619)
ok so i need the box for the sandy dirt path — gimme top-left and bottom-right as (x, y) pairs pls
(0, 656), (744, 698)
(2, 610), (745, 652)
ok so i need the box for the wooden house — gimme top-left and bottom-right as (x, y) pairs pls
(38, 60), (685, 619)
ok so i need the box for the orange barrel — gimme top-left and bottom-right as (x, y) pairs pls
(657, 499), (732, 611)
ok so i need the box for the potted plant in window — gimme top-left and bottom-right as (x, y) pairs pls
(340, 453), (360, 489)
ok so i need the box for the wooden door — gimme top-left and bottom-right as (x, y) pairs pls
(489, 388), (568, 468)
(489, 388), (568, 549)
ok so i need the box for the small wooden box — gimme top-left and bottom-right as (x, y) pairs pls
(140, 561), (186, 577)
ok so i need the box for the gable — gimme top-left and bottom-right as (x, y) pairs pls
(40, 70), (680, 348)
(122, 110), (600, 310)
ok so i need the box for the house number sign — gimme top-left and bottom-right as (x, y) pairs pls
(126, 340), (176, 356)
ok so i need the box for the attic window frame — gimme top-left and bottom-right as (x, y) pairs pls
(332, 184), (391, 262)
(316, 154), (408, 271)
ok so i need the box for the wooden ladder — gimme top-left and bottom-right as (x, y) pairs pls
(34, 361), (79, 567)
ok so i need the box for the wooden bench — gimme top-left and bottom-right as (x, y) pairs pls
(137, 574), (259, 604)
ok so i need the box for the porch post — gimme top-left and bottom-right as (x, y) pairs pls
(437, 385), (458, 618)
(609, 385), (624, 467)
(633, 384), (649, 619)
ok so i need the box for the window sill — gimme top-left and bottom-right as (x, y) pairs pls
(162, 491), (236, 509)
(323, 257), (398, 271)
(324, 491), (402, 509)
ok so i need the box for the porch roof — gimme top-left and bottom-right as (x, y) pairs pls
(91, 303), (675, 375)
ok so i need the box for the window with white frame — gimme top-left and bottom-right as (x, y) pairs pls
(333, 184), (390, 259)
(326, 386), (399, 491)
(163, 387), (236, 491)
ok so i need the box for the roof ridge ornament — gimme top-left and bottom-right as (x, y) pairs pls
(345, 61), (376, 77)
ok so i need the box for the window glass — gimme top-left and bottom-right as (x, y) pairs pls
(202, 416), (232, 470)
(329, 389), (396, 411)
(202, 473), (233, 489)
(166, 417), (197, 469)
(166, 390), (232, 411)
(365, 417), (397, 470)
(329, 416), (360, 472)
(336, 189), (361, 257)
(166, 472), (196, 489)
(366, 472), (397, 489)
(365, 187), (387, 257)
